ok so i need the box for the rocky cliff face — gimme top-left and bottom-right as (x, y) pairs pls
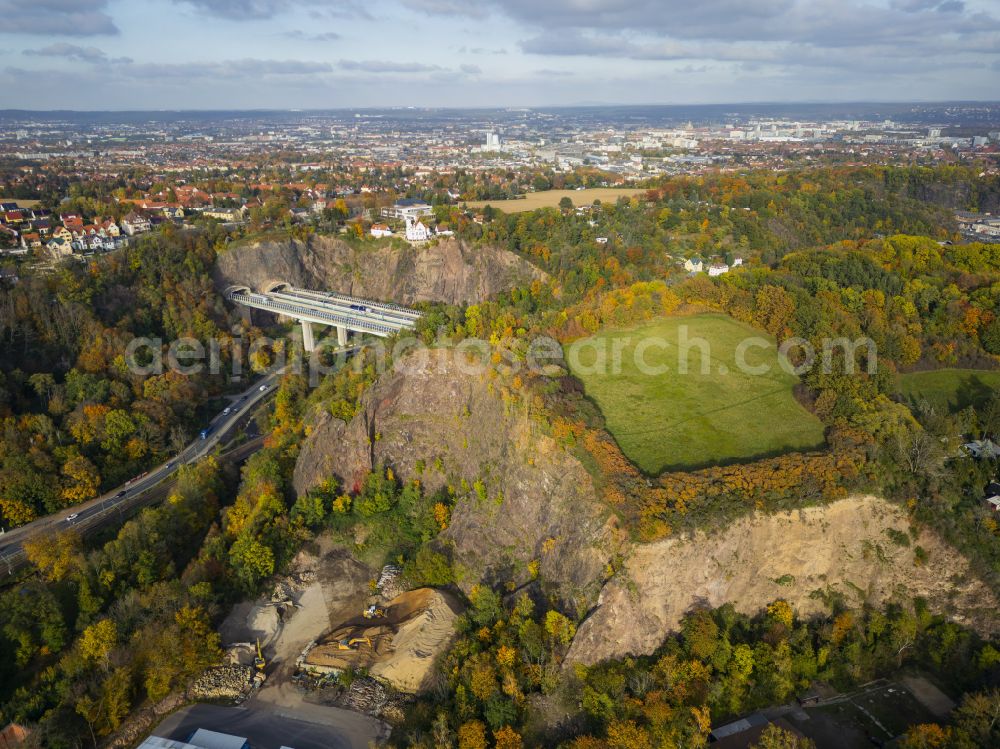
(567, 495), (999, 665)
(215, 234), (546, 306)
(293, 353), (998, 664)
(293, 349), (620, 615)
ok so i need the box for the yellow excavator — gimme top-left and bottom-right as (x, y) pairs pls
(254, 638), (266, 671)
(336, 636), (372, 651)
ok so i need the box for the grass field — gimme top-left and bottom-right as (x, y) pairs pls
(897, 368), (1000, 413)
(565, 314), (826, 473)
(465, 187), (645, 214)
(0, 198), (40, 208)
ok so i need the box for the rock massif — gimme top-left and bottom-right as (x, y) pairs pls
(294, 349), (620, 615)
(567, 494), (1000, 665)
(215, 234), (546, 306)
(294, 352), (999, 663)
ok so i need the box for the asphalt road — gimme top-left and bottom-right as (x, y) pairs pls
(0, 367), (286, 570)
(151, 703), (386, 749)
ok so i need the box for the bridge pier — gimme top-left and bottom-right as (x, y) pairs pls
(301, 320), (315, 352)
(336, 325), (347, 347)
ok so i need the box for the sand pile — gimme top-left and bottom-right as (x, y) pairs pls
(302, 587), (463, 694)
(370, 589), (462, 692)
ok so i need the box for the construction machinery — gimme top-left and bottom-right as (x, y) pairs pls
(336, 636), (372, 651)
(254, 638), (266, 671)
(363, 604), (386, 619)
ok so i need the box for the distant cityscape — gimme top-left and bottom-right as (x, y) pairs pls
(2, 103), (999, 264)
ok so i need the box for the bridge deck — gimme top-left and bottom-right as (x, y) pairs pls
(227, 287), (419, 338)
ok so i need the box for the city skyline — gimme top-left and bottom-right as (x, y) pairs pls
(1, 0), (999, 110)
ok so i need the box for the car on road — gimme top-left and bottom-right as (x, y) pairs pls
(223, 406), (231, 415)
(166, 461), (175, 469)
(116, 490), (126, 498)
(259, 384), (268, 391)
(240, 394), (248, 401)
(66, 513), (79, 522)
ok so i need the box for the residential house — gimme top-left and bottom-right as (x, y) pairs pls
(684, 257), (704, 273)
(964, 440), (1000, 459)
(46, 236), (72, 257)
(708, 262), (730, 277)
(121, 213), (151, 236)
(96, 219), (121, 237)
(404, 217), (431, 242)
(203, 207), (244, 222)
(20, 232), (41, 250)
(370, 223), (393, 238)
(59, 213), (84, 232)
(984, 482), (1000, 512)
(139, 202), (184, 219)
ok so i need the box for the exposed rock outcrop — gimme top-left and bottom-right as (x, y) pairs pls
(294, 352), (998, 666)
(567, 495), (1000, 665)
(293, 349), (619, 615)
(215, 234), (546, 306)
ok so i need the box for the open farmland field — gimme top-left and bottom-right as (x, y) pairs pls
(897, 368), (1000, 413)
(465, 187), (646, 213)
(565, 314), (826, 473)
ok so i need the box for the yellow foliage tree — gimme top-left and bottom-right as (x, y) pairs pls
(24, 529), (83, 582)
(61, 453), (101, 505)
(79, 618), (117, 667)
(494, 725), (524, 749)
(457, 720), (488, 749)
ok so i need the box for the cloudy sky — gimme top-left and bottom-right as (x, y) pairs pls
(1, 0), (999, 109)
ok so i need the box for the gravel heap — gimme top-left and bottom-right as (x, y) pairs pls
(376, 565), (405, 601)
(339, 676), (389, 715)
(188, 665), (255, 702)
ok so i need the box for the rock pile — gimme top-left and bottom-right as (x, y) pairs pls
(376, 564), (405, 601)
(188, 665), (255, 702)
(339, 676), (389, 716)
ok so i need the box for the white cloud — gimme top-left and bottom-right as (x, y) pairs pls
(0, 0), (117, 35)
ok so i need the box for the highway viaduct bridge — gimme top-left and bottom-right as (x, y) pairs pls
(224, 283), (420, 350)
